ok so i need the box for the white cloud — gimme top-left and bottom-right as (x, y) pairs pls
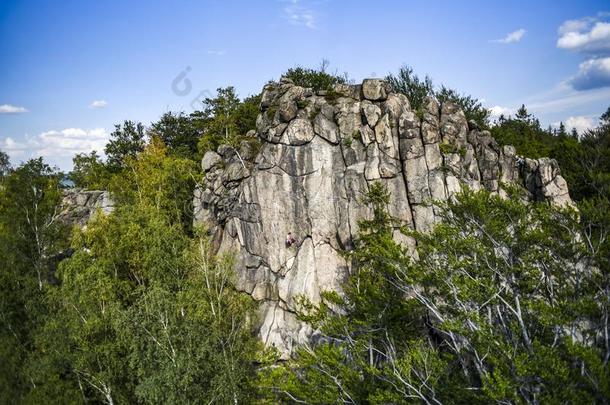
(0, 104), (28, 114)
(565, 116), (596, 133)
(207, 50), (227, 56)
(1, 128), (109, 169)
(89, 100), (107, 109)
(557, 14), (610, 91)
(552, 116), (596, 134)
(488, 105), (513, 121)
(283, 0), (316, 29)
(557, 18), (610, 54)
(522, 83), (610, 115)
(558, 17), (595, 35)
(568, 56), (610, 90)
(491, 29), (526, 44)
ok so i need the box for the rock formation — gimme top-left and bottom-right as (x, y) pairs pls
(193, 78), (572, 357)
(59, 189), (114, 227)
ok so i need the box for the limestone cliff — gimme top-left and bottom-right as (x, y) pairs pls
(193, 78), (572, 357)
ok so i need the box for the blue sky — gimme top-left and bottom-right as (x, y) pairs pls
(1, 0), (609, 170)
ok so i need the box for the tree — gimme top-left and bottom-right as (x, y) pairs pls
(259, 183), (449, 403)
(149, 112), (203, 161)
(386, 65), (434, 111)
(234, 93), (261, 136)
(0, 158), (69, 401)
(0, 158), (68, 289)
(282, 60), (348, 91)
(196, 87), (261, 156)
(70, 151), (112, 189)
(387, 66), (489, 127)
(0, 149), (10, 177)
(436, 85), (490, 128)
(261, 185), (610, 403)
(491, 106), (554, 158)
(30, 139), (259, 403)
(109, 137), (197, 230)
(104, 120), (146, 170)
(557, 121), (567, 137)
(407, 189), (608, 403)
(203, 87), (240, 140)
(600, 106), (610, 128)
(515, 104), (532, 123)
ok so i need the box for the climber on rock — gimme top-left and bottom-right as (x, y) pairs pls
(286, 232), (297, 248)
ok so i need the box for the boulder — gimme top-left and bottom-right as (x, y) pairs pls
(362, 79), (389, 101)
(202, 151), (222, 172)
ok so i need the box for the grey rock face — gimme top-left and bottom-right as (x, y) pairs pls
(201, 151), (222, 172)
(362, 78), (390, 101)
(59, 189), (114, 227)
(193, 79), (573, 358)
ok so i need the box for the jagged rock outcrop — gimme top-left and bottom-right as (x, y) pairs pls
(193, 78), (572, 357)
(59, 189), (114, 227)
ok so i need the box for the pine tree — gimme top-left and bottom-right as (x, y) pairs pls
(260, 186), (610, 403)
(515, 104), (531, 123)
(558, 121), (567, 137)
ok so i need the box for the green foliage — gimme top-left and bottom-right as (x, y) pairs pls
(492, 105), (610, 203)
(491, 105), (553, 158)
(296, 98), (310, 109)
(386, 65), (434, 111)
(0, 158), (69, 401)
(439, 142), (453, 154)
(0, 158), (69, 288)
(0, 148), (10, 177)
(196, 87), (260, 156)
(437, 85), (490, 128)
(109, 137), (198, 230)
(438, 142), (467, 157)
(261, 185), (610, 403)
(104, 120), (146, 171)
(387, 65), (490, 127)
(413, 189), (609, 403)
(149, 111), (204, 160)
(235, 93), (262, 135)
(27, 140), (259, 404)
(282, 60), (348, 92)
(308, 106), (321, 120)
(260, 183), (434, 403)
(0, 138), (261, 403)
(70, 151), (112, 189)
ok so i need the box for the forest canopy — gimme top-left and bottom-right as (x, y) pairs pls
(1, 64), (610, 403)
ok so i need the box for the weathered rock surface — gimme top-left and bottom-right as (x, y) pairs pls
(193, 79), (573, 357)
(58, 189), (114, 227)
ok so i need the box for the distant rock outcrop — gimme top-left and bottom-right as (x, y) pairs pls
(58, 189), (114, 227)
(191, 78), (572, 357)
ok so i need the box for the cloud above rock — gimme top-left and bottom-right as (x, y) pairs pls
(488, 105), (513, 121)
(558, 13), (610, 90)
(553, 115), (597, 134)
